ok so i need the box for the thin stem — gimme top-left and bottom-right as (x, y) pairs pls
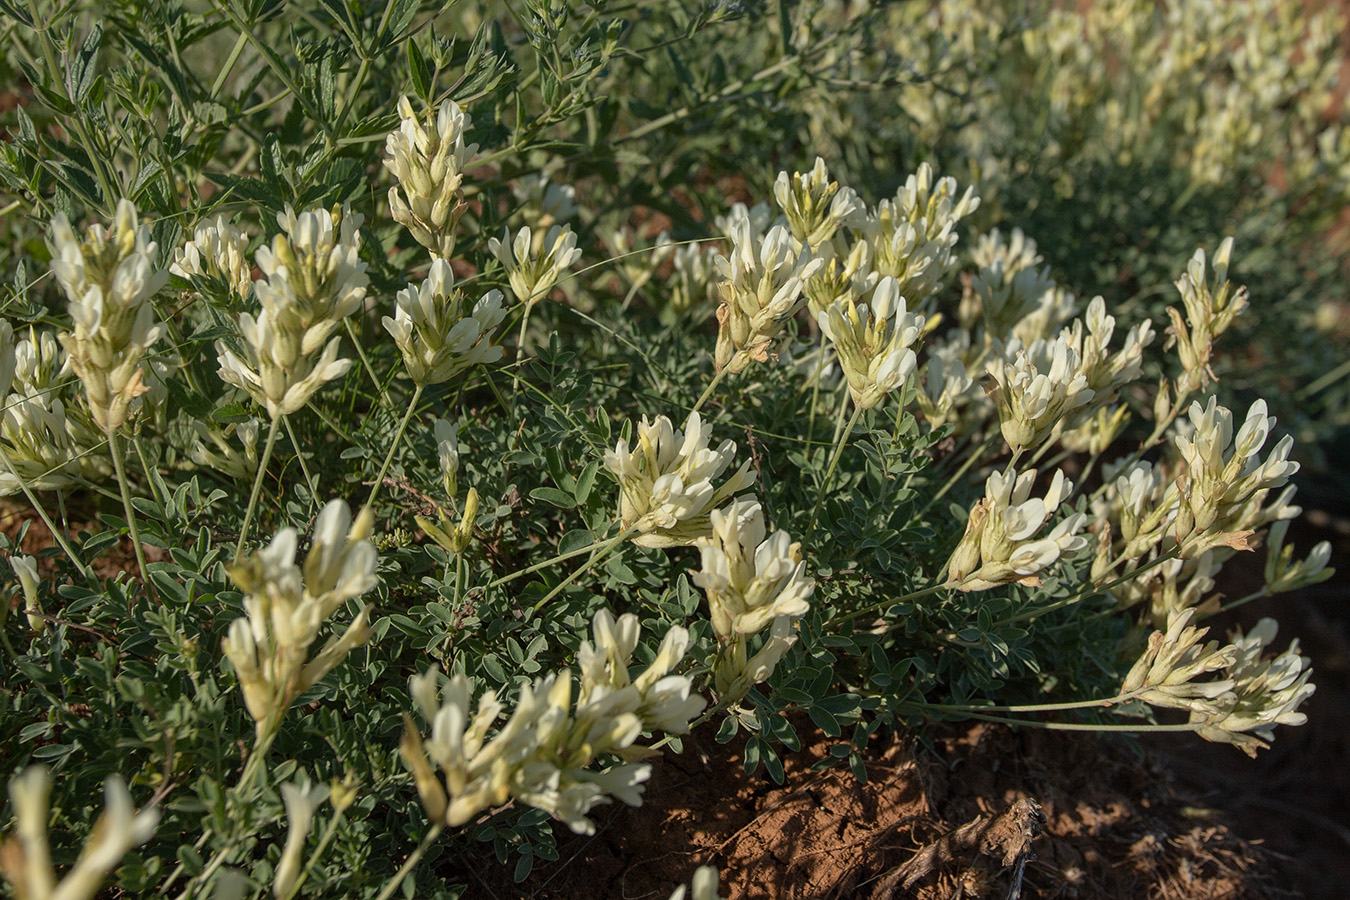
(691, 365), (727, 415)
(914, 435), (995, 520)
(344, 318), (390, 409)
(209, 30), (249, 99)
(833, 581), (947, 628)
(807, 403), (863, 539)
(928, 692), (1135, 714)
(924, 707), (1201, 734)
(0, 446), (97, 587)
(364, 383), (423, 516)
(372, 824), (445, 900)
(485, 531), (621, 591)
(284, 416), (318, 517)
(530, 527), (637, 612)
(236, 415), (283, 563)
(108, 431), (157, 603)
(805, 333), (826, 445)
(1215, 587), (1269, 616)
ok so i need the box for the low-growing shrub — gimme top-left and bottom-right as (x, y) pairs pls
(0, 1), (1341, 898)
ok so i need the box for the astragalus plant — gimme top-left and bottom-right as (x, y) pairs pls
(0, 0), (1341, 898)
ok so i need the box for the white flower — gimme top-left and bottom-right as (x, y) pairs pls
(860, 163), (979, 305)
(254, 204), (368, 347)
(274, 778), (329, 899)
(603, 411), (756, 547)
(4, 767), (159, 900)
(402, 611), (702, 835)
(513, 174), (579, 231)
(772, 156), (861, 249)
(48, 199), (167, 434)
(693, 498), (814, 637)
(1263, 519), (1334, 594)
(669, 866), (727, 900)
(223, 500), (377, 731)
(216, 308), (352, 419)
(1194, 618), (1315, 756)
(385, 96), (477, 259)
(817, 276), (926, 409)
(947, 467), (1089, 590)
(713, 222), (824, 373)
(713, 614), (799, 705)
(382, 258), (506, 386)
(172, 214), (252, 300)
(987, 333), (1095, 453)
(433, 417), (460, 498)
(488, 224), (582, 305)
(10, 553), (42, 631)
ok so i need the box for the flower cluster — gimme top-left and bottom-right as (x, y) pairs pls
(385, 96), (477, 259)
(986, 334), (1094, 454)
(217, 205), (367, 419)
(48, 199), (167, 434)
(223, 500), (377, 734)
(1122, 609), (1316, 756)
(713, 220), (823, 374)
(1166, 238), (1248, 398)
(859, 162), (980, 305)
(1, 767), (158, 900)
(400, 610), (704, 835)
(170, 213), (252, 301)
(382, 258), (506, 386)
(946, 467), (1089, 591)
(772, 156), (860, 250)
(488, 224), (582, 306)
(817, 276), (926, 409)
(693, 499), (815, 704)
(603, 411), (756, 547)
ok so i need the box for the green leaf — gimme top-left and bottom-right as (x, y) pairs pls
(529, 487), (575, 509)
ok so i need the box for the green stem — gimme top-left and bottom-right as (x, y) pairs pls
(108, 431), (157, 603)
(209, 30), (248, 99)
(923, 706), (1200, 734)
(0, 446), (96, 587)
(485, 531), (623, 591)
(833, 581), (946, 628)
(914, 435), (994, 520)
(364, 383), (423, 516)
(805, 333), (826, 446)
(344, 318), (390, 408)
(806, 403), (863, 539)
(236, 415), (283, 563)
(530, 527), (637, 612)
(1215, 587), (1269, 616)
(284, 416), (318, 517)
(691, 365), (727, 415)
(372, 824), (444, 900)
(927, 692), (1136, 714)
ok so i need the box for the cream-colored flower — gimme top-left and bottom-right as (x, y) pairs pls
(817, 276), (926, 409)
(986, 333), (1095, 454)
(382, 258), (506, 386)
(603, 411), (756, 547)
(401, 610), (702, 835)
(223, 500), (377, 733)
(713, 221), (823, 373)
(171, 214), (252, 301)
(693, 499), (814, 637)
(772, 156), (861, 249)
(1, 766), (158, 900)
(385, 96), (477, 259)
(488, 224), (582, 305)
(947, 467), (1089, 590)
(48, 198), (167, 434)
